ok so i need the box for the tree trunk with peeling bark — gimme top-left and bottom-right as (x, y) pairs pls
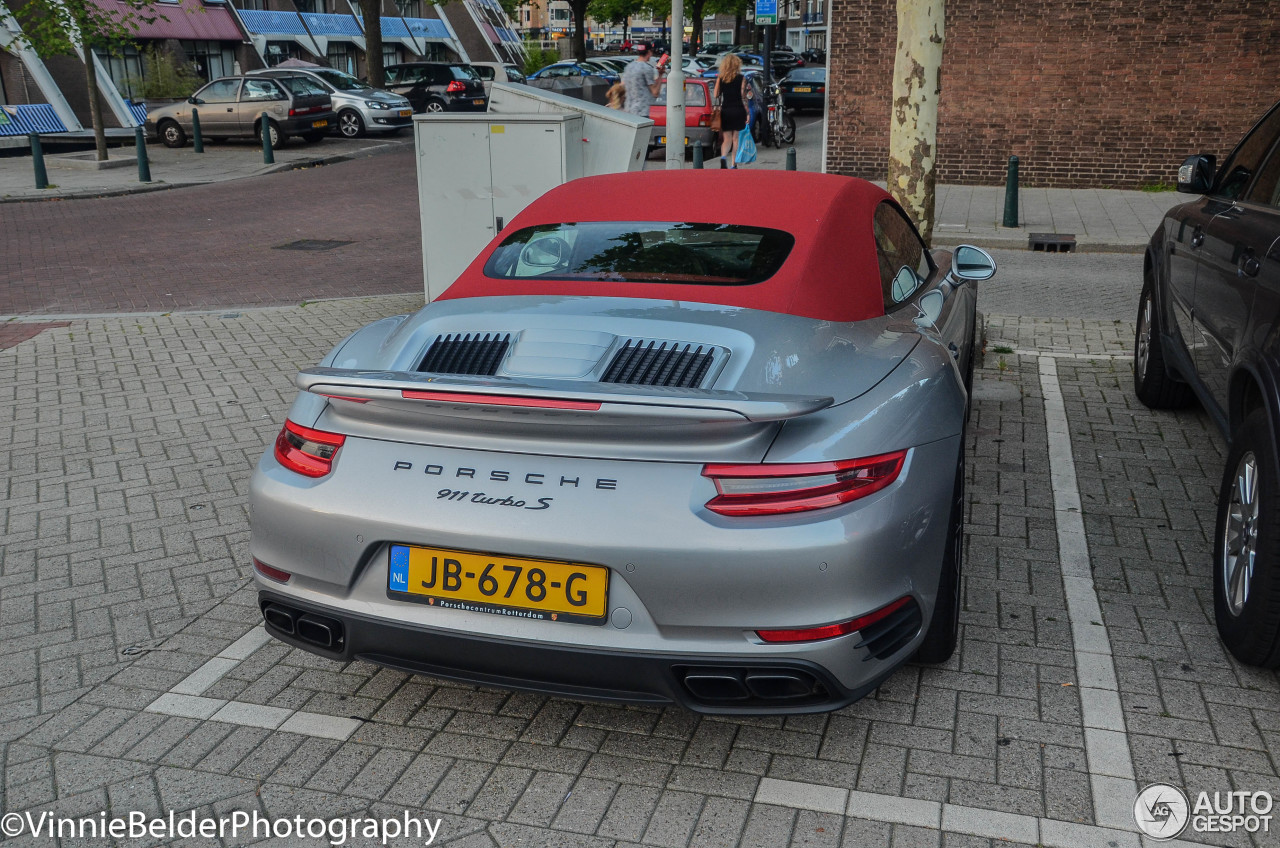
(887, 0), (943, 245)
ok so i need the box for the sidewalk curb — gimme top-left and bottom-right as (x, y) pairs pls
(933, 235), (1147, 254)
(0, 139), (406, 204)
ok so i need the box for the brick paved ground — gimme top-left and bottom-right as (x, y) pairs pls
(3, 287), (1276, 846)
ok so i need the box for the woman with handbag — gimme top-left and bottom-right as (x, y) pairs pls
(713, 53), (750, 168)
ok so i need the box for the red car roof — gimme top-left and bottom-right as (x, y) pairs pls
(438, 170), (894, 322)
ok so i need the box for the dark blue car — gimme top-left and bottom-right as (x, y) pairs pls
(527, 62), (619, 85)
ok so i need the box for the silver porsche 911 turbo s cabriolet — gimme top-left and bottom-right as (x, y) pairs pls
(249, 169), (995, 714)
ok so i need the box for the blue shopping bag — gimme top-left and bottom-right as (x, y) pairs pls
(736, 127), (757, 165)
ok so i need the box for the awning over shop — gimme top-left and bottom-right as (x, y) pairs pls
(400, 17), (452, 41)
(237, 8), (322, 55)
(89, 0), (242, 41)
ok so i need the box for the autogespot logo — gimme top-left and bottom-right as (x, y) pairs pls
(1135, 783), (1191, 840)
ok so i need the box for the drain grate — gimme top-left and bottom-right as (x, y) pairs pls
(275, 239), (354, 251)
(1028, 233), (1077, 253)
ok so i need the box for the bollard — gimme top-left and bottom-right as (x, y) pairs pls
(135, 127), (152, 183)
(786, 147), (797, 171)
(1002, 155), (1019, 228)
(261, 112), (274, 165)
(692, 143), (703, 169)
(29, 133), (48, 189)
(191, 108), (204, 153)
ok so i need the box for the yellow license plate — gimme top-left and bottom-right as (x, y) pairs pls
(793, 87), (811, 93)
(399, 109), (412, 117)
(474, 99), (485, 105)
(312, 119), (328, 128)
(658, 137), (691, 145)
(388, 544), (608, 623)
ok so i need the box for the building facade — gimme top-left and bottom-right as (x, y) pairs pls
(825, 0), (1280, 188)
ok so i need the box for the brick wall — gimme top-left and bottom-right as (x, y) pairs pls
(826, 0), (1280, 188)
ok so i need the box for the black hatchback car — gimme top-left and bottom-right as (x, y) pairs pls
(1134, 97), (1280, 667)
(383, 63), (487, 113)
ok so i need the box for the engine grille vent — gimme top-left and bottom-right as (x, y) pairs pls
(418, 333), (511, 376)
(601, 340), (717, 388)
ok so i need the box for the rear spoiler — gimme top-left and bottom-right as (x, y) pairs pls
(297, 368), (833, 424)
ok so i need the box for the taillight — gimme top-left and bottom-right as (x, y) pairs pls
(702, 450), (907, 516)
(253, 558), (292, 583)
(288, 107), (297, 117)
(274, 420), (345, 478)
(446, 80), (466, 93)
(757, 596), (912, 643)
(816, 86), (825, 93)
(697, 113), (710, 127)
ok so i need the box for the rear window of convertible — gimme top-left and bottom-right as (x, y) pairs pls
(482, 222), (795, 285)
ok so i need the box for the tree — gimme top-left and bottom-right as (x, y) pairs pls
(567, 0), (589, 60)
(590, 0), (644, 45)
(8, 0), (161, 161)
(361, 0), (385, 89)
(887, 0), (943, 245)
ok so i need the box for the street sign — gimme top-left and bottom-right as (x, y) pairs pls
(755, 0), (777, 25)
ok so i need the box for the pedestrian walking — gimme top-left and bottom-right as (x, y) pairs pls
(713, 53), (750, 168)
(621, 42), (666, 117)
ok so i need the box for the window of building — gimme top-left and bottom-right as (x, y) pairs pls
(95, 45), (144, 101)
(382, 44), (400, 69)
(178, 40), (234, 81)
(294, 0), (321, 13)
(237, 0), (266, 9)
(394, 0), (423, 16)
(327, 42), (355, 75)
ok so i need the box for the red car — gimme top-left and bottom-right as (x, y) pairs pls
(647, 78), (717, 158)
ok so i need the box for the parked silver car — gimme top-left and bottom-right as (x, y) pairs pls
(147, 74), (335, 148)
(249, 67), (412, 138)
(249, 170), (994, 714)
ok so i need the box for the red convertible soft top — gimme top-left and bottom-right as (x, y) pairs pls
(438, 170), (893, 323)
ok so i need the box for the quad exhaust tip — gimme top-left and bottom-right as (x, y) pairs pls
(680, 667), (822, 703)
(261, 602), (345, 651)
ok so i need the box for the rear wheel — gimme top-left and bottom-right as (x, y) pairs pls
(777, 112), (796, 144)
(916, 448), (964, 664)
(424, 100), (446, 113)
(1133, 274), (1194, 408)
(257, 120), (285, 148)
(159, 120), (186, 148)
(1214, 410), (1280, 667)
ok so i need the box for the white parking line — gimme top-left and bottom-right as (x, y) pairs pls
(1039, 355), (1137, 830)
(757, 778), (1222, 847)
(144, 625), (360, 742)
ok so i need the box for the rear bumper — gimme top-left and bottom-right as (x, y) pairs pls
(258, 589), (902, 713)
(445, 97), (489, 112)
(648, 126), (715, 148)
(280, 112), (338, 134)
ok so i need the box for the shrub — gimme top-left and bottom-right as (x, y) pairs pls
(125, 47), (204, 100)
(523, 46), (560, 76)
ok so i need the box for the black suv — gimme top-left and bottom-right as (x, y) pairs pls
(1134, 98), (1280, 667)
(384, 63), (487, 113)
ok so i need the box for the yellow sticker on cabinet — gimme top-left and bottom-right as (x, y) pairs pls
(491, 125), (505, 134)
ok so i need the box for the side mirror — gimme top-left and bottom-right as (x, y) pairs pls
(1177, 154), (1215, 194)
(914, 289), (945, 328)
(187, 97), (202, 104)
(951, 245), (996, 282)
(521, 237), (568, 267)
